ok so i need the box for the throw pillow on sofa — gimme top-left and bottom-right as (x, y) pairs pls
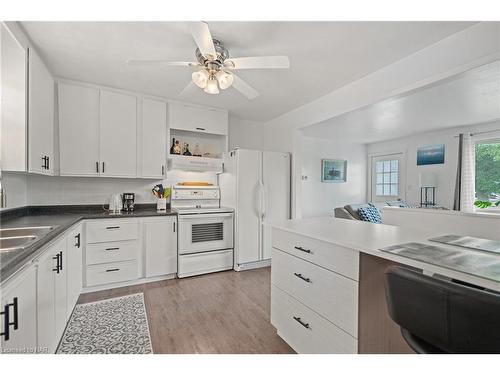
(357, 205), (382, 223)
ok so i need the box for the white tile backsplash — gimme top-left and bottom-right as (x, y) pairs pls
(27, 170), (218, 206)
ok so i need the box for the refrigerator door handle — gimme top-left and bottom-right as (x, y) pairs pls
(260, 180), (267, 219)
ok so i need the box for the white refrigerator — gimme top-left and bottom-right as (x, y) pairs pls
(219, 149), (291, 270)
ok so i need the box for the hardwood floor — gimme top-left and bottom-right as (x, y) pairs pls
(78, 267), (295, 354)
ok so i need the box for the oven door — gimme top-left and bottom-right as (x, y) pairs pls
(178, 213), (234, 255)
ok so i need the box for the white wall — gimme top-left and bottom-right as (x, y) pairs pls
(366, 120), (500, 209)
(0, 172), (28, 210)
(228, 116), (265, 151)
(27, 170), (218, 206)
(299, 136), (367, 217)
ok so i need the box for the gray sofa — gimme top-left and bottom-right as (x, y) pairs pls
(334, 203), (373, 220)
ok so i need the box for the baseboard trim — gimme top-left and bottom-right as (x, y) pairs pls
(82, 273), (176, 293)
(234, 259), (271, 271)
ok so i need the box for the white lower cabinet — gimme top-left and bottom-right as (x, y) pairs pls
(0, 265), (37, 353)
(66, 224), (83, 318)
(271, 228), (360, 353)
(144, 217), (177, 278)
(37, 236), (67, 353)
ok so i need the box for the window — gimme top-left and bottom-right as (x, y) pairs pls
(375, 159), (399, 196)
(475, 139), (500, 209)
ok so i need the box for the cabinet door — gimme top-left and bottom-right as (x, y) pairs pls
(169, 102), (228, 135)
(0, 266), (37, 353)
(1, 24), (27, 172)
(100, 90), (137, 177)
(54, 246), (68, 340)
(141, 98), (166, 178)
(144, 217), (177, 277)
(28, 48), (54, 175)
(66, 225), (82, 317)
(37, 245), (58, 353)
(58, 83), (100, 176)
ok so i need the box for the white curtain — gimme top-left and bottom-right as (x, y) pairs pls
(460, 133), (475, 212)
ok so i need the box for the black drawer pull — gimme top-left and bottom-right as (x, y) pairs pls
(75, 233), (81, 248)
(105, 226), (120, 230)
(294, 273), (311, 283)
(0, 297), (18, 341)
(294, 246), (311, 254)
(293, 316), (310, 329)
(106, 268), (120, 272)
(59, 251), (63, 271)
(196, 127), (206, 131)
(105, 247), (120, 251)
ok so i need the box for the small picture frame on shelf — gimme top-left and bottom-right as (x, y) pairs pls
(321, 159), (347, 183)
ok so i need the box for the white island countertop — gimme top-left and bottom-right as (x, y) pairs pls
(273, 217), (500, 292)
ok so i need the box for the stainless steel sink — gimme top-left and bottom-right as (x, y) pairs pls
(0, 226), (57, 253)
(0, 236), (37, 253)
(0, 226), (55, 238)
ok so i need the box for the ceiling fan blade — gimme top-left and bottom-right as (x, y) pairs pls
(179, 81), (197, 96)
(231, 73), (259, 100)
(126, 59), (199, 67)
(190, 22), (217, 59)
(224, 56), (290, 70)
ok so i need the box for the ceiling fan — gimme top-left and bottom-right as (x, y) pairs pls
(126, 22), (290, 100)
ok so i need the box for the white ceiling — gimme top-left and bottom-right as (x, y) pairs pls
(21, 21), (474, 122)
(302, 60), (500, 143)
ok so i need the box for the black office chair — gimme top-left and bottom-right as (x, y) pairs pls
(384, 266), (500, 354)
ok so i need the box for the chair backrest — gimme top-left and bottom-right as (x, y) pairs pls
(385, 266), (500, 353)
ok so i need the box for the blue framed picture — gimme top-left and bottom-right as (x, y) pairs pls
(321, 159), (347, 182)
(417, 144), (445, 165)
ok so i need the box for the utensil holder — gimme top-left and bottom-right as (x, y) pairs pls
(157, 198), (167, 212)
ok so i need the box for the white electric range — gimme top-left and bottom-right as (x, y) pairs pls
(172, 186), (234, 278)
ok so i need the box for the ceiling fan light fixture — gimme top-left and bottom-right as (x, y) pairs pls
(204, 76), (219, 94)
(215, 70), (234, 90)
(192, 69), (209, 88)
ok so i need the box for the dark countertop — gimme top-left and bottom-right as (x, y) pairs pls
(0, 204), (177, 284)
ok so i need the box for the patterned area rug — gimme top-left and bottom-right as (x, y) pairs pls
(57, 293), (153, 354)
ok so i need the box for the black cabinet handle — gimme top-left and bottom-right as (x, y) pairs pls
(106, 226), (120, 230)
(173, 222), (176, 233)
(294, 246), (311, 254)
(195, 127), (205, 131)
(52, 253), (60, 273)
(293, 316), (310, 329)
(102, 162), (105, 173)
(162, 165), (165, 175)
(46, 156), (50, 170)
(105, 247), (120, 251)
(42, 156), (48, 169)
(75, 233), (81, 248)
(59, 251), (63, 271)
(294, 272), (311, 283)
(0, 298), (19, 341)
(96, 161), (99, 173)
(106, 268), (120, 272)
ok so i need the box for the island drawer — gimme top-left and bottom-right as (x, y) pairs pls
(271, 248), (358, 337)
(271, 285), (357, 354)
(272, 228), (359, 280)
(86, 240), (139, 265)
(86, 260), (138, 286)
(86, 219), (139, 244)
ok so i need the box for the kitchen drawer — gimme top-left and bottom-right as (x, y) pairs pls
(86, 260), (138, 287)
(86, 219), (139, 244)
(178, 249), (233, 278)
(271, 248), (359, 337)
(271, 285), (357, 354)
(86, 240), (139, 265)
(272, 228), (359, 280)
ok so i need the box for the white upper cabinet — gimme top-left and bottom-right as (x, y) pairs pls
(58, 83), (100, 176)
(141, 98), (167, 179)
(28, 48), (55, 175)
(169, 102), (228, 136)
(99, 90), (137, 177)
(1, 24), (27, 172)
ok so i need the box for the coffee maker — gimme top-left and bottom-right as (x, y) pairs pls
(122, 193), (135, 212)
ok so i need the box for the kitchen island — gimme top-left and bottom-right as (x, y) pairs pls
(270, 216), (500, 354)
